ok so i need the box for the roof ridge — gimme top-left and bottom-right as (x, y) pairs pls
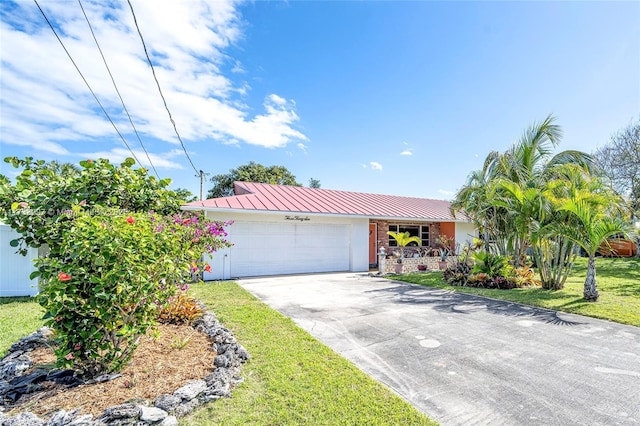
(235, 181), (451, 202)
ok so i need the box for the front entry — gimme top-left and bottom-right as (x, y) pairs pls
(369, 223), (377, 267)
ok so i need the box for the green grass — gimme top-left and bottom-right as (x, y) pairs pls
(390, 256), (640, 327)
(0, 297), (45, 358)
(184, 282), (436, 425)
(0, 285), (435, 425)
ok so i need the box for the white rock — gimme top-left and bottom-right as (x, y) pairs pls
(159, 415), (179, 426)
(173, 379), (208, 400)
(139, 406), (168, 422)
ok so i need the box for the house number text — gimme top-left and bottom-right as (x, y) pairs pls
(285, 215), (311, 222)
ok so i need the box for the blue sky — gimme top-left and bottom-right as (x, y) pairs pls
(1, 0), (638, 200)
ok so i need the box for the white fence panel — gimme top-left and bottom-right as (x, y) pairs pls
(0, 224), (38, 297)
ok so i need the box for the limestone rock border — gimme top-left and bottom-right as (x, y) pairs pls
(0, 309), (249, 426)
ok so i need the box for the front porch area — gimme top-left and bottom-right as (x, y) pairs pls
(368, 219), (457, 268)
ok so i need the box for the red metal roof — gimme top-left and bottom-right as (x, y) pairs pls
(183, 182), (467, 221)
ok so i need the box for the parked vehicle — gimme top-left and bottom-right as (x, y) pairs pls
(597, 238), (638, 257)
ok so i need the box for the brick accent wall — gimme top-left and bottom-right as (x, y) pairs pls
(370, 219), (445, 257)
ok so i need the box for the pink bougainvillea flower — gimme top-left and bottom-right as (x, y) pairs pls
(74, 344), (82, 350)
(18, 202), (29, 209)
(126, 216), (135, 224)
(204, 264), (212, 273)
(79, 200), (87, 206)
(183, 218), (191, 224)
(58, 272), (71, 281)
(65, 353), (74, 360)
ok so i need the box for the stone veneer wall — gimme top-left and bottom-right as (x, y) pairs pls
(379, 256), (456, 275)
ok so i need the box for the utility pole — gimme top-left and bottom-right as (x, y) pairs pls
(196, 170), (210, 201)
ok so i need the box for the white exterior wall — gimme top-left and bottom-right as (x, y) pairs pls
(455, 222), (478, 253)
(0, 224), (38, 297)
(201, 211), (369, 279)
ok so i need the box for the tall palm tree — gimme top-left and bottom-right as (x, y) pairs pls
(453, 115), (601, 289)
(550, 196), (629, 301)
(489, 115), (595, 268)
(452, 152), (508, 254)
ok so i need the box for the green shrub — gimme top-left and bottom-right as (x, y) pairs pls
(0, 156), (231, 377)
(32, 211), (230, 377)
(0, 157), (228, 376)
(471, 251), (512, 277)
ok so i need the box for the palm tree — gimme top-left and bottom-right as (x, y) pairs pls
(452, 152), (506, 254)
(387, 231), (422, 260)
(455, 115), (597, 287)
(489, 115), (595, 268)
(550, 192), (629, 301)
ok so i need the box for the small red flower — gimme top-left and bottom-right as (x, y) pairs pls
(74, 344), (82, 350)
(55, 316), (62, 322)
(183, 218), (191, 224)
(204, 264), (212, 273)
(65, 353), (74, 360)
(191, 237), (199, 243)
(126, 216), (135, 224)
(58, 272), (71, 282)
(86, 159), (93, 163)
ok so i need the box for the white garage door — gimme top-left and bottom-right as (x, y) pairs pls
(229, 221), (350, 277)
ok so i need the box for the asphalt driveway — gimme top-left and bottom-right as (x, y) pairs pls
(238, 273), (640, 426)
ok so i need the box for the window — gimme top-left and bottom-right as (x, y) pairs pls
(388, 224), (430, 247)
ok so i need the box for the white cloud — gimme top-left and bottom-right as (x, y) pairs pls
(78, 148), (184, 170)
(231, 60), (245, 74)
(297, 142), (307, 153)
(369, 161), (383, 171)
(400, 149), (413, 156)
(0, 0), (306, 162)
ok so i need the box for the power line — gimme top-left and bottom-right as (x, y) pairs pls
(77, 0), (159, 179)
(126, 0), (200, 175)
(33, 0), (144, 168)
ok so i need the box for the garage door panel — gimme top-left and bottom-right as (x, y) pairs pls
(229, 221), (350, 277)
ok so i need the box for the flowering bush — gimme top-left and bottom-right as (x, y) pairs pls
(33, 210), (231, 376)
(0, 157), (186, 256)
(0, 157), (231, 377)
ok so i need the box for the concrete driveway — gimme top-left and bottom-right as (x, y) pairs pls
(238, 273), (640, 426)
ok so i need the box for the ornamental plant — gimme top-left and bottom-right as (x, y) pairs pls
(0, 157), (186, 256)
(32, 209), (231, 376)
(0, 157), (230, 377)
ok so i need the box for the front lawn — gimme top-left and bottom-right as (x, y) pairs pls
(185, 282), (435, 425)
(390, 256), (640, 327)
(0, 283), (435, 425)
(0, 296), (44, 358)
